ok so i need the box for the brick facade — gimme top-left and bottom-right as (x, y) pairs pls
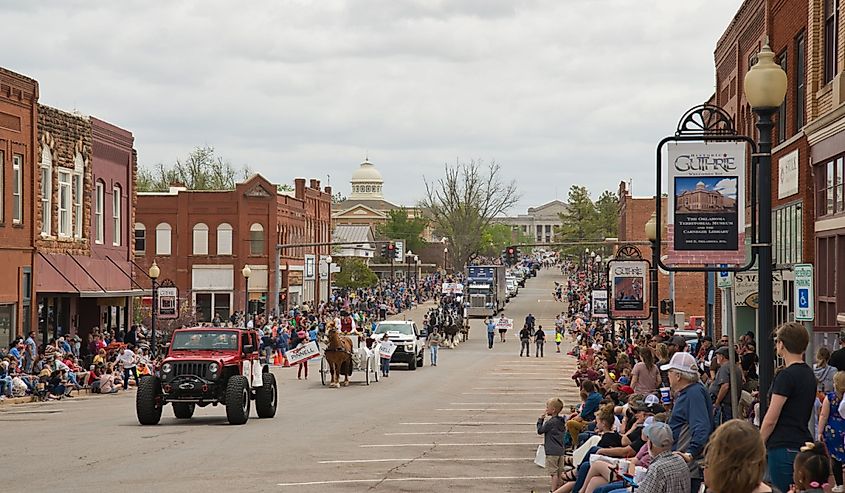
(0, 68), (38, 345)
(133, 175), (332, 326)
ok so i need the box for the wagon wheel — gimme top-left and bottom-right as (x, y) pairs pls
(373, 353), (380, 382)
(365, 356), (370, 385)
(320, 355), (327, 386)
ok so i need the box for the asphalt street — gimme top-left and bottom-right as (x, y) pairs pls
(2, 267), (579, 492)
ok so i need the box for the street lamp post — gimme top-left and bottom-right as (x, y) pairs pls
(645, 213), (659, 334)
(405, 250), (413, 281)
(242, 265), (251, 328)
(744, 42), (787, 419)
(595, 255), (602, 287)
(148, 260), (160, 358)
(443, 247), (448, 274)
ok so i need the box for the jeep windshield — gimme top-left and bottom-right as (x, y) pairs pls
(374, 323), (414, 336)
(171, 331), (239, 351)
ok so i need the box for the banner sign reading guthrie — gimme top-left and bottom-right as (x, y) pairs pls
(667, 141), (746, 266)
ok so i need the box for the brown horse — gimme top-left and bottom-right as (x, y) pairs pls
(324, 328), (353, 388)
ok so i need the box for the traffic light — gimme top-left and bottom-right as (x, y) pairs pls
(380, 243), (389, 258)
(505, 246), (518, 265)
(660, 299), (674, 314)
(386, 242), (396, 261)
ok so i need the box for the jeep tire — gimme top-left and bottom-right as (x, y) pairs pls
(408, 354), (417, 371)
(136, 375), (163, 425)
(225, 375), (250, 425)
(417, 351), (424, 368)
(172, 402), (195, 419)
(255, 373), (277, 419)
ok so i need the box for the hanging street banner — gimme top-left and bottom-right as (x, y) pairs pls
(608, 260), (649, 319)
(157, 287), (179, 319)
(794, 264), (814, 321)
(591, 290), (608, 319)
(666, 141), (746, 266)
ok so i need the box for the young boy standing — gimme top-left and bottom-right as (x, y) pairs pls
(537, 397), (567, 491)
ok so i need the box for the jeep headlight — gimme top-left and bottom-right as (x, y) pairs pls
(405, 344), (414, 351)
(161, 363), (172, 374)
(208, 362), (219, 375)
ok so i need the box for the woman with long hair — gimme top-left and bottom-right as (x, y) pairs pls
(703, 419), (772, 492)
(818, 371), (845, 492)
(630, 346), (660, 395)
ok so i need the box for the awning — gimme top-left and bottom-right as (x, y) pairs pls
(36, 253), (145, 298)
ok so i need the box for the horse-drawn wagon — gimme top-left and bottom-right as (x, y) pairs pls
(318, 329), (381, 387)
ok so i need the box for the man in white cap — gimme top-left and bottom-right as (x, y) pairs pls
(661, 351), (713, 493)
(636, 421), (691, 493)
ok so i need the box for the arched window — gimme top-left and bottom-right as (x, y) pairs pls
(72, 152), (84, 238)
(134, 223), (146, 254)
(249, 223), (264, 256)
(217, 223), (233, 255)
(193, 222), (209, 255)
(156, 223), (172, 255)
(94, 180), (105, 243)
(40, 146), (52, 235)
(112, 184), (122, 246)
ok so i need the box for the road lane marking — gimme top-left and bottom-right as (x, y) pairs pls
(435, 408), (539, 411)
(400, 422), (534, 425)
(450, 402), (541, 405)
(384, 430), (528, 435)
(360, 442), (539, 447)
(277, 475), (549, 487)
(317, 457), (533, 464)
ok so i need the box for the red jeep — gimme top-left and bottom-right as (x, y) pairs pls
(135, 327), (277, 425)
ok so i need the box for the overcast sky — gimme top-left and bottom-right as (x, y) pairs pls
(2, 0), (741, 212)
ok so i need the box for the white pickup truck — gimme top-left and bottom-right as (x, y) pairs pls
(373, 320), (426, 370)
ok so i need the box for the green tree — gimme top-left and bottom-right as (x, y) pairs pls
(480, 223), (516, 257)
(333, 258), (378, 290)
(422, 159), (519, 271)
(277, 183), (294, 193)
(137, 145), (252, 191)
(376, 208), (429, 253)
(332, 192), (348, 204)
(556, 185), (618, 260)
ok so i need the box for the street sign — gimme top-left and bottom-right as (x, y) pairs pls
(157, 286), (178, 319)
(734, 270), (784, 307)
(717, 264), (732, 289)
(794, 264), (814, 321)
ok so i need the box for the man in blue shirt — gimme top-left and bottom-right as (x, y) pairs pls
(485, 317), (496, 350)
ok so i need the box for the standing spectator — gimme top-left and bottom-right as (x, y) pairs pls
(538, 397), (567, 492)
(760, 321), (816, 493)
(535, 325), (546, 358)
(295, 330), (310, 380)
(631, 346), (660, 395)
(703, 419), (771, 493)
(815, 347), (837, 393)
(485, 317), (495, 350)
(23, 331), (37, 373)
(426, 329), (442, 366)
(709, 346), (743, 423)
(116, 345), (139, 390)
(519, 325), (532, 357)
(125, 325), (137, 347)
(741, 342), (759, 391)
(818, 371), (845, 492)
(661, 351), (713, 492)
(555, 329), (562, 353)
(380, 333), (391, 378)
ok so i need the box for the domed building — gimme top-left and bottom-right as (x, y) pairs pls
(332, 159), (400, 227)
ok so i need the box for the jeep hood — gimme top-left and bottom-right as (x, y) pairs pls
(165, 351), (240, 364)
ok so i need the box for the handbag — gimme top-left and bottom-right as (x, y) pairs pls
(534, 445), (546, 467)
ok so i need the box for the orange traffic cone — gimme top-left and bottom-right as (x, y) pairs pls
(273, 353), (282, 366)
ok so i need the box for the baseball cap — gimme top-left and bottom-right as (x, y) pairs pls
(644, 421), (674, 448)
(669, 335), (686, 348)
(715, 346), (730, 358)
(660, 351), (699, 374)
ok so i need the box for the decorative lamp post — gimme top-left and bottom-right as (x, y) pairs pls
(148, 260), (160, 358)
(595, 255), (602, 287)
(443, 247), (448, 274)
(322, 255), (333, 302)
(242, 264), (252, 328)
(645, 212), (659, 334)
(744, 42), (787, 418)
(405, 250), (413, 281)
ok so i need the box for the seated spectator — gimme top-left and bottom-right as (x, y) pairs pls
(566, 380), (602, 447)
(99, 363), (121, 394)
(93, 348), (107, 367)
(632, 421), (690, 493)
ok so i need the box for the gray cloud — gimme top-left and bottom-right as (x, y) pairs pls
(0, 0), (740, 211)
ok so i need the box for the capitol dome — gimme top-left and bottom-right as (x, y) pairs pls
(349, 159), (384, 199)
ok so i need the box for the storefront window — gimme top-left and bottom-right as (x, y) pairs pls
(194, 292), (231, 322)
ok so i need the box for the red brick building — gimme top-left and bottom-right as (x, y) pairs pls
(33, 105), (139, 345)
(133, 175), (332, 324)
(0, 68), (38, 346)
(713, 0), (813, 337)
(617, 183), (707, 328)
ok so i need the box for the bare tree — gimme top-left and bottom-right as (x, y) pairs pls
(136, 146), (252, 191)
(422, 159), (519, 271)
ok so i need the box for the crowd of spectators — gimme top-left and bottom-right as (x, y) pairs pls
(535, 261), (845, 493)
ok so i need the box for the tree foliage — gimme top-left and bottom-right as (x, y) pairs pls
(333, 258), (378, 290)
(422, 159), (519, 271)
(556, 185), (618, 260)
(376, 208), (428, 253)
(332, 192), (348, 204)
(137, 146), (252, 191)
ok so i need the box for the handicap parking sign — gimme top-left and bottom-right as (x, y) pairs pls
(798, 288), (809, 309)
